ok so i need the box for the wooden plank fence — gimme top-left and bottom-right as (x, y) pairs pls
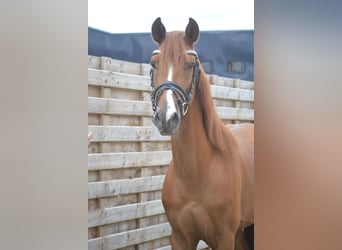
(88, 55), (254, 250)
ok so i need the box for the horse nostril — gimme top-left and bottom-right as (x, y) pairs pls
(154, 111), (162, 123)
(168, 112), (180, 127)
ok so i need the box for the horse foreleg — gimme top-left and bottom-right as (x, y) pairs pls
(170, 231), (198, 250)
(215, 231), (236, 250)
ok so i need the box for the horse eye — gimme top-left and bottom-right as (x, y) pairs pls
(150, 60), (157, 69)
(185, 62), (195, 70)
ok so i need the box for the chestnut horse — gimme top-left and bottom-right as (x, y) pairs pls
(150, 17), (254, 250)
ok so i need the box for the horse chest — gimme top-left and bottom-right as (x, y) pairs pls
(165, 197), (215, 234)
(162, 178), (232, 235)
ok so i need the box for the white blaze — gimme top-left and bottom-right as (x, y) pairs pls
(167, 65), (173, 81)
(165, 89), (177, 121)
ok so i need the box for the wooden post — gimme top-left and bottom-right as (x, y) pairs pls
(234, 79), (241, 124)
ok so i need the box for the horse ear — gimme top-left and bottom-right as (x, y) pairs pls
(185, 17), (200, 45)
(151, 17), (166, 44)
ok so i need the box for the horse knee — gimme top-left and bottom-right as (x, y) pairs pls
(170, 232), (197, 250)
(216, 232), (235, 250)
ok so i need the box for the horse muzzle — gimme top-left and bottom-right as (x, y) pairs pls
(151, 81), (189, 136)
(153, 109), (180, 136)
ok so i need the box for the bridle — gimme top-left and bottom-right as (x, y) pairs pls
(150, 49), (201, 117)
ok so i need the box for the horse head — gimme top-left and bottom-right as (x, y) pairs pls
(150, 17), (200, 136)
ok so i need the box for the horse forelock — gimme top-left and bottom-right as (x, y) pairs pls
(159, 32), (193, 62)
(156, 31), (195, 87)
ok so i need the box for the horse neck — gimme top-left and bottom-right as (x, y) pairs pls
(170, 91), (214, 179)
(170, 73), (238, 179)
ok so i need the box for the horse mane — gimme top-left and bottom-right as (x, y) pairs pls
(196, 67), (237, 156)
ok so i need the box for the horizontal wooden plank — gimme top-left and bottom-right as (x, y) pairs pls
(88, 97), (153, 116)
(88, 56), (254, 89)
(88, 69), (254, 102)
(89, 200), (165, 228)
(216, 107), (254, 121)
(210, 75), (254, 90)
(88, 69), (151, 91)
(88, 97), (253, 120)
(88, 125), (170, 142)
(100, 57), (143, 75)
(88, 222), (171, 250)
(88, 151), (172, 171)
(155, 246), (171, 250)
(88, 175), (165, 199)
(211, 85), (254, 102)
